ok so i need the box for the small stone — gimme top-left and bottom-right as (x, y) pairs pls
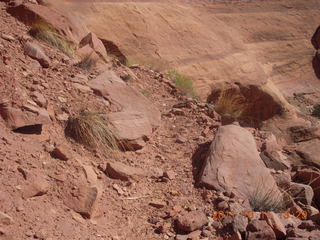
(149, 200), (166, 209)
(1, 33), (15, 41)
(51, 144), (71, 161)
(0, 212), (14, 226)
(177, 210), (208, 233)
(163, 170), (176, 180)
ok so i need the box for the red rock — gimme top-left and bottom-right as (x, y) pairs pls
(0, 101), (51, 131)
(261, 212), (286, 239)
(63, 185), (98, 219)
(8, 3), (88, 44)
(105, 162), (146, 181)
(247, 220), (276, 240)
(163, 170), (175, 180)
(149, 200), (166, 209)
(22, 173), (49, 198)
(88, 70), (161, 129)
(288, 182), (314, 206)
(24, 41), (50, 68)
(79, 32), (108, 62)
(176, 210), (208, 233)
(199, 125), (281, 202)
(105, 111), (153, 151)
(31, 91), (47, 108)
(0, 212), (14, 226)
(51, 144), (71, 161)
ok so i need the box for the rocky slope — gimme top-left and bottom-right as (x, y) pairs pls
(1, 1), (320, 240)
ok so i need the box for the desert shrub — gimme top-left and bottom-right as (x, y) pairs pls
(75, 55), (97, 70)
(140, 89), (151, 98)
(65, 111), (119, 154)
(312, 104), (320, 118)
(167, 70), (198, 98)
(29, 21), (74, 57)
(249, 181), (284, 212)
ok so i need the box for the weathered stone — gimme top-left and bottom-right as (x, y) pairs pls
(0, 212), (14, 226)
(288, 182), (314, 206)
(105, 111), (152, 151)
(8, 3), (88, 44)
(51, 144), (71, 161)
(0, 102), (51, 131)
(199, 125), (281, 203)
(79, 32), (108, 61)
(31, 91), (47, 108)
(88, 70), (161, 129)
(63, 185), (98, 219)
(24, 42), (50, 68)
(177, 210), (208, 233)
(105, 162), (146, 181)
(295, 140), (320, 168)
(289, 125), (320, 143)
(246, 220), (276, 240)
(22, 173), (49, 198)
(260, 212), (286, 239)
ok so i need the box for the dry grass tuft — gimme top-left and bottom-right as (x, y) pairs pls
(75, 54), (97, 70)
(248, 180), (284, 212)
(312, 104), (320, 118)
(214, 88), (248, 119)
(29, 21), (74, 57)
(65, 111), (119, 154)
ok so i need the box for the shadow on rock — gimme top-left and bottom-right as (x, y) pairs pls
(312, 55), (320, 79)
(192, 141), (211, 186)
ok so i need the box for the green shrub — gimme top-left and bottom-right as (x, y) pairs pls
(167, 70), (198, 98)
(29, 21), (74, 57)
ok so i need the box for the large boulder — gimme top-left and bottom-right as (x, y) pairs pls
(105, 111), (152, 150)
(7, 3), (88, 44)
(88, 70), (161, 129)
(199, 124), (282, 204)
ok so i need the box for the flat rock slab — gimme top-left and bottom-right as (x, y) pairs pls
(199, 124), (280, 201)
(105, 162), (146, 181)
(88, 70), (161, 129)
(296, 139), (320, 168)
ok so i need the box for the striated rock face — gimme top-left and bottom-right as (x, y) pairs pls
(199, 124), (281, 203)
(7, 3), (88, 44)
(62, 0), (320, 99)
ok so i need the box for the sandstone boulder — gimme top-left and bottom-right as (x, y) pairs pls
(199, 124), (281, 204)
(260, 212), (286, 239)
(88, 70), (161, 129)
(79, 32), (108, 62)
(24, 41), (50, 68)
(246, 220), (276, 240)
(0, 101), (51, 132)
(105, 111), (152, 150)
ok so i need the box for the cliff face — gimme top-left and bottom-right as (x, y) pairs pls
(61, 0), (320, 99)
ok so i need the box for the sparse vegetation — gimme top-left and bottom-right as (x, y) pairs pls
(140, 89), (152, 98)
(120, 74), (132, 82)
(75, 54), (97, 70)
(248, 181), (284, 212)
(312, 104), (320, 118)
(167, 70), (198, 98)
(65, 111), (119, 154)
(214, 88), (247, 119)
(29, 21), (74, 57)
